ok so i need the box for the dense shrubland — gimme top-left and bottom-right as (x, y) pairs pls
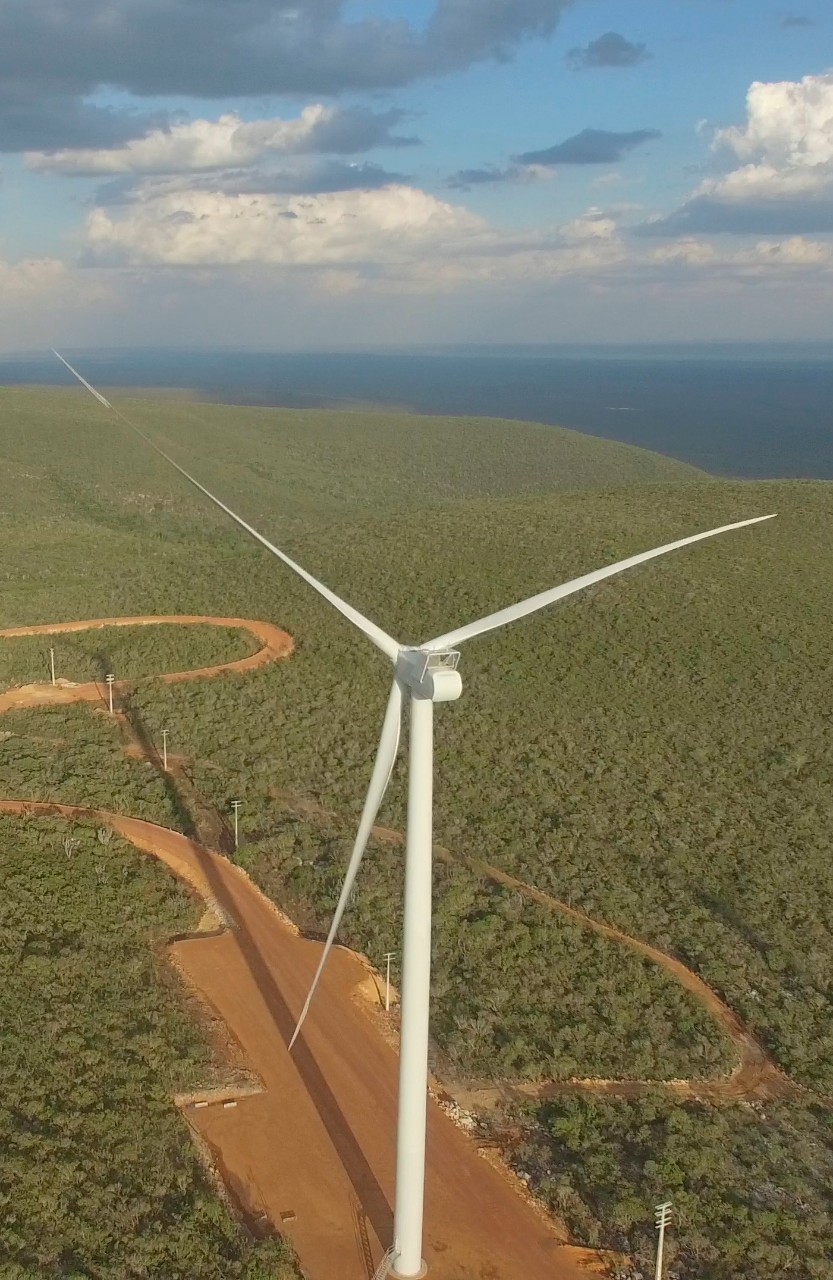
(234, 823), (734, 1083)
(3, 387), (833, 1276)
(0, 623), (256, 691)
(0, 814), (295, 1279)
(511, 1091), (833, 1280)
(0, 703), (177, 824)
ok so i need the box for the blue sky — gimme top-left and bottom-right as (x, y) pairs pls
(0, 0), (831, 348)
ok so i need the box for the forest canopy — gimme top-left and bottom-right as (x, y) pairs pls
(2, 387), (832, 1277)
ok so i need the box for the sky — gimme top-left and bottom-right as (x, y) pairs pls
(0, 0), (832, 349)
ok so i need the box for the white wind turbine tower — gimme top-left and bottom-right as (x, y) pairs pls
(54, 350), (774, 1280)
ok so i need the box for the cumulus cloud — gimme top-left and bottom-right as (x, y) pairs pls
(649, 239), (720, 267)
(651, 234), (833, 272)
(0, 255), (111, 315)
(0, 256), (117, 348)
(559, 210), (618, 242)
(566, 32), (651, 70)
(83, 184), (487, 270)
(0, 256), (69, 299)
(0, 0), (569, 151)
(77, 177), (643, 294)
(93, 160), (414, 205)
(637, 73), (833, 237)
(6, 184), (828, 346)
(27, 106), (418, 177)
(88, 172), (829, 296)
(516, 128), (660, 166)
(714, 74), (833, 172)
(747, 235), (833, 264)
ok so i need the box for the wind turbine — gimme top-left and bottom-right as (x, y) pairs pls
(53, 350), (774, 1280)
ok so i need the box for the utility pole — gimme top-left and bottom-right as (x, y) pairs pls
(161, 729), (169, 771)
(49, 647), (56, 687)
(384, 952), (395, 1012)
(105, 673), (115, 715)
(230, 800), (242, 850)
(655, 1201), (672, 1280)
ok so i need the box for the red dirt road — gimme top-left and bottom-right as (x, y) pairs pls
(0, 611), (799, 1278)
(272, 795), (797, 1111)
(0, 615), (293, 713)
(0, 800), (598, 1280)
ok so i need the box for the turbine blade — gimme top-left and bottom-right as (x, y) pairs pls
(52, 350), (400, 662)
(423, 514), (777, 650)
(289, 678), (404, 1049)
(52, 350), (113, 408)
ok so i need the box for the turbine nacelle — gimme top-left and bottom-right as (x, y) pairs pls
(396, 648), (462, 702)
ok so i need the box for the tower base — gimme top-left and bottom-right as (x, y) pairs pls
(388, 1260), (428, 1279)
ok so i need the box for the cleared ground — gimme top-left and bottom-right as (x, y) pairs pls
(0, 622), (598, 1278)
(0, 613), (815, 1279)
(4, 388), (833, 1277)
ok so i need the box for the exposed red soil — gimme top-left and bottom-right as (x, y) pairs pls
(0, 615), (603, 1279)
(0, 798), (599, 1280)
(271, 793), (798, 1110)
(0, 615), (294, 715)
(0, 612), (804, 1277)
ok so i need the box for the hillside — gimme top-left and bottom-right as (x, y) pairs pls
(1, 387), (832, 1279)
(0, 385), (705, 529)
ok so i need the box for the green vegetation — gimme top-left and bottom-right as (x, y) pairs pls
(0, 814), (295, 1279)
(0, 386), (706, 538)
(512, 1092), (833, 1280)
(0, 623), (257, 691)
(235, 822), (733, 1083)
(3, 385), (833, 1275)
(0, 703), (177, 824)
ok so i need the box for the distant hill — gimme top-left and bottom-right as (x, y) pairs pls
(0, 387), (706, 531)
(2, 384), (832, 1280)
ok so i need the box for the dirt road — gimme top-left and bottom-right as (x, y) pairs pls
(0, 616), (602, 1279)
(272, 795), (798, 1110)
(0, 615), (293, 715)
(0, 799), (598, 1280)
(1, 612), (802, 1277)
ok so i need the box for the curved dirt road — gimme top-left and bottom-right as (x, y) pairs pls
(0, 616), (602, 1279)
(0, 615), (294, 714)
(0, 799), (599, 1280)
(270, 797), (797, 1110)
(0, 613), (801, 1277)
(439, 853), (799, 1110)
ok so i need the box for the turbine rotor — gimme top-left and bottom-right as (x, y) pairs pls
(395, 648), (462, 702)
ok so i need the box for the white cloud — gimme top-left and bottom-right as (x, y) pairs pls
(704, 161), (830, 202)
(649, 239), (719, 266)
(559, 209), (618, 242)
(80, 172), (833, 302)
(0, 256), (69, 298)
(78, 178), (641, 297)
(0, 256), (115, 349)
(705, 72), (833, 203)
(744, 235), (833, 265)
(647, 235), (833, 270)
(26, 105), (414, 176)
(85, 184), (486, 269)
(716, 74), (833, 169)
(637, 73), (833, 238)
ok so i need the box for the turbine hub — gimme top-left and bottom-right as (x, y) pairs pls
(396, 648), (462, 702)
